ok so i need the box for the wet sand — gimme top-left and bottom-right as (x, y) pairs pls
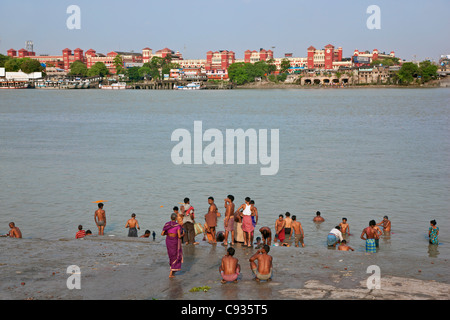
(1, 236), (448, 300)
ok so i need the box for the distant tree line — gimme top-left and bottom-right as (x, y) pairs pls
(0, 54), (44, 73)
(227, 58), (290, 85)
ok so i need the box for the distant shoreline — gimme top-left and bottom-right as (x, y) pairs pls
(234, 80), (445, 90)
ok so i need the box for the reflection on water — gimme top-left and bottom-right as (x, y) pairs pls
(428, 244), (440, 258)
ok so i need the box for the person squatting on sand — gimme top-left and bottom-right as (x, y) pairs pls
(219, 247), (240, 283)
(249, 245), (273, 282)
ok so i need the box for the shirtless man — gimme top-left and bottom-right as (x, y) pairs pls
(3, 222), (22, 238)
(339, 218), (350, 235)
(373, 224), (383, 247)
(377, 216), (391, 233)
(259, 227), (272, 246)
(125, 213), (140, 237)
(361, 220), (377, 253)
(338, 240), (354, 251)
(291, 215), (304, 247)
(94, 203), (106, 235)
(205, 197), (218, 243)
(249, 245), (273, 282)
(223, 195), (235, 246)
(275, 214), (286, 244)
(313, 211), (325, 222)
(284, 212), (293, 240)
(219, 247), (240, 283)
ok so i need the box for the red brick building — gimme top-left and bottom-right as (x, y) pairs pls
(205, 50), (235, 79)
(307, 44), (343, 69)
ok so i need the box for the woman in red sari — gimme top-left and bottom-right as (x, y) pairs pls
(162, 213), (184, 278)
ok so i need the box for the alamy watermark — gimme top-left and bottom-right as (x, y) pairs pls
(366, 5), (381, 30)
(366, 265), (381, 289)
(66, 265), (81, 289)
(171, 121), (279, 175)
(66, 5), (81, 30)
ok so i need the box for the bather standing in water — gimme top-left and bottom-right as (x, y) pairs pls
(125, 213), (140, 237)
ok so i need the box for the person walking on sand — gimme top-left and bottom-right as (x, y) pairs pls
(249, 245), (273, 282)
(313, 211), (325, 222)
(205, 196), (218, 244)
(181, 197), (198, 245)
(219, 247), (241, 284)
(361, 220), (377, 253)
(237, 197), (254, 247)
(125, 213), (140, 237)
(275, 214), (286, 244)
(94, 203), (106, 235)
(291, 215), (305, 247)
(162, 213), (184, 278)
(223, 195), (235, 246)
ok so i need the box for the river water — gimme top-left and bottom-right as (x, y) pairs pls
(0, 88), (449, 263)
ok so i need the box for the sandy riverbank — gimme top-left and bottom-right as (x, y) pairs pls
(1, 236), (448, 300)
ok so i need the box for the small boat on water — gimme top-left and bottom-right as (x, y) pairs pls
(100, 82), (130, 90)
(174, 82), (202, 90)
(0, 80), (29, 89)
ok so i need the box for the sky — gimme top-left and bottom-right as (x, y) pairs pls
(0, 0), (449, 61)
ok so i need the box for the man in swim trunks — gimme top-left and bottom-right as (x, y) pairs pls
(275, 214), (286, 244)
(361, 220), (377, 253)
(284, 212), (292, 240)
(291, 215), (305, 247)
(223, 195), (235, 246)
(219, 247), (240, 283)
(249, 245), (273, 282)
(94, 203), (106, 235)
(125, 213), (140, 237)
(205, 196), (218, 244)
(259, 227), (272, 246)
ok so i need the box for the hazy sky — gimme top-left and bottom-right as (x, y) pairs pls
(0, 0), (449, 61)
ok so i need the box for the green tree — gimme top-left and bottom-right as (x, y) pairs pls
(397, 62), (418, 84)
(0, 54), (11, 68)
(4, 58), (23, 72)
(69, 60), (88, 77)
(280, 58), (291, 73)
(228, 62), (251, 85)
(418, 60), (438, 83)
(19, 58), (44, 73)
(113, 54), (125, 74)
(266, 58), (277, 74)
(88, 62), (109, 77)
(127, 66), (141, 81)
